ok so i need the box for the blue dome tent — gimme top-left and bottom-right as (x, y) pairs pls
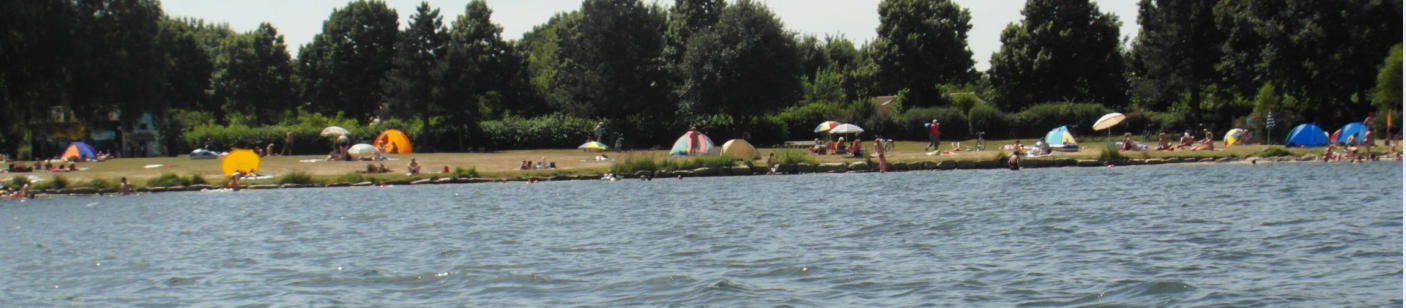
(1284, 123), (1329, 147)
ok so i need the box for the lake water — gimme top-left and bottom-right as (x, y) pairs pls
(1, 161), (1401, 306)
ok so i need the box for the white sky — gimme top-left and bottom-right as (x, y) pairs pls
(161, 0), (1139, 71)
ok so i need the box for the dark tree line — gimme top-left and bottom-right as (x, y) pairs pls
(1, 0), (1399, 158)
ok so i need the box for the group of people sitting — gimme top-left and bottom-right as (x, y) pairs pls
(1322, 133), (1395, 162)
(808, 137), (865, 157)
(520, 157), (556, 170)
(1136, 129), (1220, 152)
(5, 160), (79, 173)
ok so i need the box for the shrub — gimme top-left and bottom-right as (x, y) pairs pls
(275, 171), (314, 185)
(184, 174), (208, 186)
(1258, 146), (1294, 157)
(773, 149), (817, 165)
(1008, 102), (1110, 137)
(34, 175), (68, 190)
(8, 176), (29, 189)
(897, 106), (968, 140)
(450, 166), (478, 178)
(1098, 145), (1125, 163)
(967, 102), (1008, 139)
(88, 179), (116, 190)
(611, 156), (663, 175)
(478, 113), (594, 149)
(147, 173), (184, 187)
(676, 155), (736, 170)
(773, 102), (850, 141)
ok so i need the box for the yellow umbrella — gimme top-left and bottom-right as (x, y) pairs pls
(220, 149), (261, 176)
(578, 141), (608, 152)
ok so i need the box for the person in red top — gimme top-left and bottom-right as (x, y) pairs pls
(925, 120), (941, 152)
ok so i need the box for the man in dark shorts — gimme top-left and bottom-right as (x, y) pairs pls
(925, 119), (941, 152)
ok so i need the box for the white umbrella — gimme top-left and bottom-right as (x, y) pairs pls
(1092, 113), (1126, 131)
(830, 123), (865, 134)
(321, 126), (350, 137)
(347, 143), (378, 159)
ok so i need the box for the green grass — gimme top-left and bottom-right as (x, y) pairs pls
(1098, 145), (1125, 163)
(1258, 146), (1295, 157)
(146, 173), (185, 187)
(450, 166), (478, 178)
(773, 149), (818, 165)
(88, 178), (117, 190)
(275, 171), (314, 185)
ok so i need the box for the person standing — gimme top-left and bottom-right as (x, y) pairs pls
(765, 152), (776, 175)
(594, 121), (607, 142)
(875, 138), (888, 173)
(282, 132), (294, 156)
(118, 177), (133, 195)
(925, 120), (941, 152)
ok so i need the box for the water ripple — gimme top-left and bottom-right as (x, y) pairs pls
(0, 162), (1399, 306)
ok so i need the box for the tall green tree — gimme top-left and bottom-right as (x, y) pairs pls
(383, 2), (447, 124)
(678, 0), (801, 125)
(297, 0), (398, 120)
(556, 0), (669, 136)
(1215, 0), (1401, 124)
(71, 0), (168, 124)
(662, 0), (725, 72)
(1371, 44), (1402, 117)
(872, 0), (976, 108)
(0, 0), (79, 156)
(436, 0), (527, 148)
(159, 18), (214, 113)
(1129, 0), (1220, 121)
(211, 23), (295, 125)
(988, 0), (1128, 111)
(520, 11), (581, 114)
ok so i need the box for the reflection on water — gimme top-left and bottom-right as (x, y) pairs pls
(1, 161), (1401, 306)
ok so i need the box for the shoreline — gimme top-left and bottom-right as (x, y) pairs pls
(14, 152), (1390, 199)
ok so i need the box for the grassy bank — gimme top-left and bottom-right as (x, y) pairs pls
(5, 138), (1396, 194)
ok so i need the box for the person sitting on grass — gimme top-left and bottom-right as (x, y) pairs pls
(407, 158), (421, 175)
(1121, 132), (1136, 151)
(1155, 133), (1172, 151)
(850, 138), (863, 158)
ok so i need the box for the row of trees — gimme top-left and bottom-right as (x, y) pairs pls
(1, 0), (1400, 157)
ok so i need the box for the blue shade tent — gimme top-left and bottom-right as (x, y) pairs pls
(1284, 123), (1329, 147)
(1334, 122), (1367, 145)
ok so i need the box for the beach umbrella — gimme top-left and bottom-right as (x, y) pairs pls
(347, 143), (379, 159)
(814, 121), (840, 133)
(830, 123), (865, 134)
(578, 141), (608, 152)
(320, 126), (350, 137)
(1092, 113), (1126, 131)
(220, 149), (261, 176)
(1224, 128), (1248, 146)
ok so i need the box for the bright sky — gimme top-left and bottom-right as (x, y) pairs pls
(161, 0), (1138, 71)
